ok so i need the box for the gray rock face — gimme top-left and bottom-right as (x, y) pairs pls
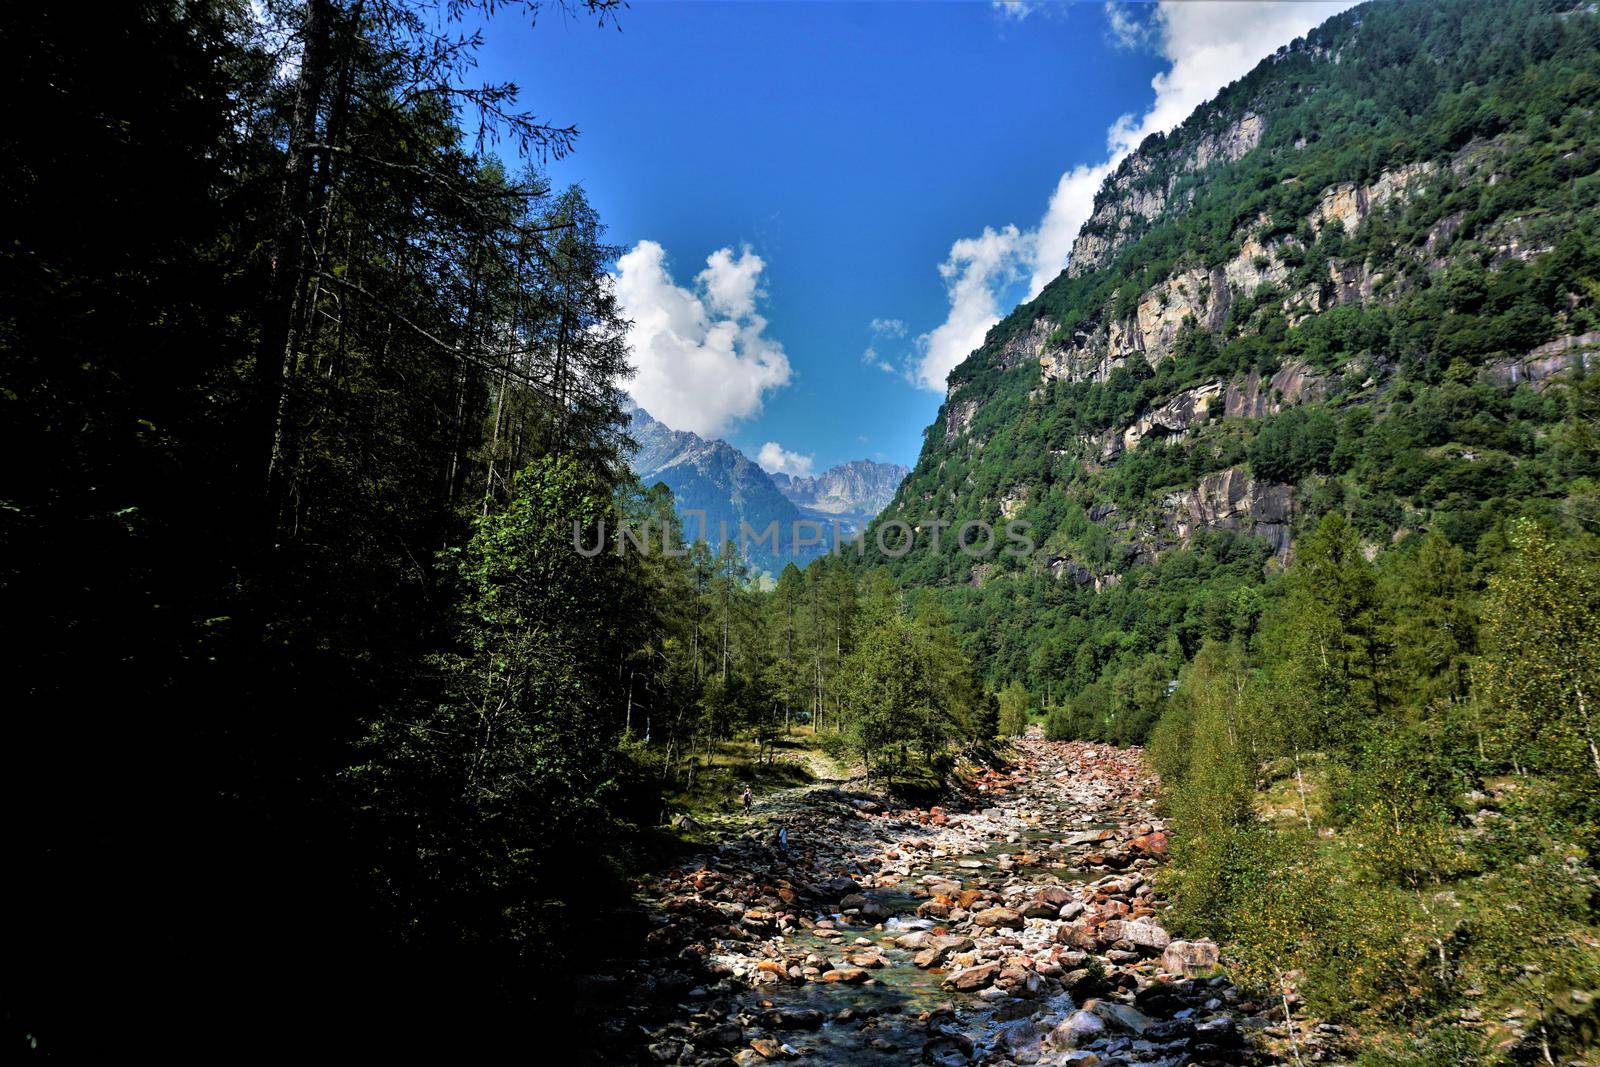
(771, 459), (908, 534)
(1166, 466), (1296, 559)
(944, 387), (980, 442)
(1484, 332), (1600, 390)
(1068, 113), (1267, 279)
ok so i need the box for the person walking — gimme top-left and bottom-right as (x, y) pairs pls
(741, 786), (752, 814)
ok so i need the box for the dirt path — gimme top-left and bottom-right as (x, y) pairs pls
(592, 740), (1299, 1065)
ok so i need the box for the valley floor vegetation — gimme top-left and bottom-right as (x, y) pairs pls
(1148, 512), (1600, 1064)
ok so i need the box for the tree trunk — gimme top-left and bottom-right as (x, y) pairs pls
(1293, 749), (1313, 831)
(1280, 975), (1305, 1067)
(260, 0), (335, 521)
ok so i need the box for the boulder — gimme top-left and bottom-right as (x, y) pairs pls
(1056, 922), (1098, 951)
(702, 1022), (746, 1047)
(971, 907), (1023, 930)
(1193, 1013), (1243, 1050)
(1128, 831), (1169, 856)
(1101, 919), (1170, 950)
(1049, 1010), (1106, 1049)
(1162, 939), (1220, 975)
(814, 876), (860, 898)
(1085, 998), (1152, 1034)
(945, 961), (1002, 992)
(1021, 899), (1059, 920)
(756, 1008), (823, 1030)
(821, 966), (869, 984)
(921, 1033), (975, 1065)
(749, 1036), (794, 1060)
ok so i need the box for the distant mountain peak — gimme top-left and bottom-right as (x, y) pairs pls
(625, 406), (907, 571)
(772, 458), (909, 526)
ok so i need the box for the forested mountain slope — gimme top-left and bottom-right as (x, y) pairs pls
(869, 0), (1600, 734)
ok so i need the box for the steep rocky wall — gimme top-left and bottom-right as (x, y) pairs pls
(1039, 157), (1444, 386)
(1166, 466), (1295, 559)
(1067, 113), (1267, 279)
(1483, 332), (1600, 389)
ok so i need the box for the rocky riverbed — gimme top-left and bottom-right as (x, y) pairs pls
(589, 738), (1321, 1065)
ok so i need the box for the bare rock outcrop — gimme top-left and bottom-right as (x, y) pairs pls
(1484, 332), (1600, 390)
(1166, 466), (1295, 558)
(1068, 113), (1267, 278)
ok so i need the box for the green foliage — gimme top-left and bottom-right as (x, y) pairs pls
(836, 586), (986, 773)
(864, 0), (1600, 756)
(1477, 520), (1600, 793)
(1158, 508), (1600, 1058)
(351, 456), (636, 976)
(997, 680), (1032, 737)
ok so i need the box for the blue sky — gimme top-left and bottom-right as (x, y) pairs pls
(472, 1), (1353, 473)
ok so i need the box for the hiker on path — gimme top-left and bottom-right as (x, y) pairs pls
(741, 786), (752, 814)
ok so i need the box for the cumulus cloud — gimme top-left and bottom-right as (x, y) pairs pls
(911, 225), (1025, 392)
(757, 441), (814, 478)
(911, 0), (1357, 391)
(614, 241), (792, 438)
(696, 246), (765, 319)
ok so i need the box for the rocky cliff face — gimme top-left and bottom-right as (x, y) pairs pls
(1037, 156), (1455, 387)
(1088, 361), (1327, 462)
(877, 0), (1600, 611)
(1067, 113), (1267, 279)
(772, 459), (909, 534)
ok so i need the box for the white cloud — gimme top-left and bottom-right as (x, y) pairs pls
(1024, 159), (1119, 298)
(696, 246), (765, 319)
(912, 225), (1025, 392)
(991, 1), (1037, 21)
(1103, 1), (1147, 49)
(912, 0), (1357, 390)
(757, 441), (814, 478)
(614, 241), (792, 438)
(862, 346), (896, 375)
(863, 318), (910, 375)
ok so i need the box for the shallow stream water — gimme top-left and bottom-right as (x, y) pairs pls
(726, 822), (1116, 1063)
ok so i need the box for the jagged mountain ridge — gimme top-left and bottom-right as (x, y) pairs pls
(626, 404), (809, 569)
(627, 405), (905, 570)
(771, 459), (909, 534)
(868, 0), (1600, 690)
